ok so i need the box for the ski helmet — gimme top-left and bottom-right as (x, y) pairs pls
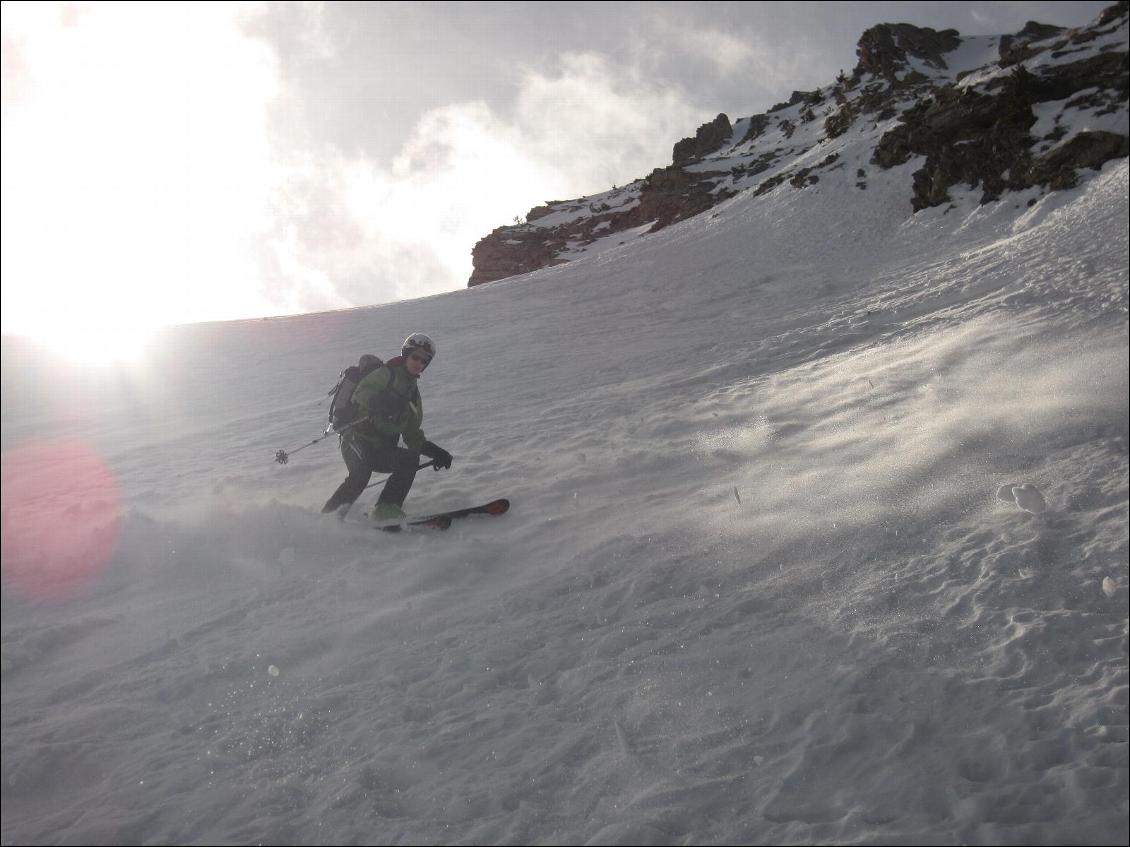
(402, 332), (437, 363)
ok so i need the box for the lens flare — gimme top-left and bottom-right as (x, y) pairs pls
(1, 440), (121, 600)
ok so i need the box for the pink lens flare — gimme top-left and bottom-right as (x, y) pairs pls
(1, 440), (122, 601)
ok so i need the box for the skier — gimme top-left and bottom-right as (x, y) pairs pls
(321, 333), (453, 520)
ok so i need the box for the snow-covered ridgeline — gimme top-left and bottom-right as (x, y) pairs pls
(473, 7), (1128, 280)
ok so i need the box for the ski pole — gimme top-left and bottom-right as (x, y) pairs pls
(275, 427), (334, 464)
(274, 415), (370, 465)
(363, 460), (435, 489)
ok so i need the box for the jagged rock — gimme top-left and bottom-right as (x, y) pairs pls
(999, 22), (1066, 67)
(754, 171), (792, 197)
(851, 80), (903, 116)
(854, 23), (962, 80)
(525, 205), (558, 223)
(790, 168), (815, 188)
(788, 154), (840, 189)
(673, 114), (733, 164)
(1099, 1), (1129, 26)
(986, 52), (1128, 103)
(768, 90), (822, 113)
(873, 49), (1129, 209)
(1028, 131), (1130, 188)
(633, 166), (733, 229)
(468, 166), (735, 287)
(740, 114), (771, 145)
(468, 226), (570, 287)
(825, 104), (857, 138)
(730, 150), (780, 179)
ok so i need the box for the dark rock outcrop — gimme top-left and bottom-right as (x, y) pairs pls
(1028, 131), (1130, 188)
(854, 23), (962, 80)
(998, 22), (1067, 67)
(673, 114), (733, 164)
(825, 104), (857, 138)
(740, 114), (771, 145)
(872, 40), (1129, 210)
(468, 226), (570, 287)
(469, 167), (735, 286)
(768, 90), (823, 113)
(1100, 0), (1129, 25)
(634, 166), (733, 227)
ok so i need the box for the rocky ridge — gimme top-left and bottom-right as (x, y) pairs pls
(469, 2), (1129, 287)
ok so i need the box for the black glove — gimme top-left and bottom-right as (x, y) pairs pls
(421, 440), (453, 471)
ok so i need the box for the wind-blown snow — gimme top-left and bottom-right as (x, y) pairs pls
(3, 36), (1128, 847)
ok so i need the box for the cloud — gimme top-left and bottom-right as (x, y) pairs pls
(970, 9), (994, 28)
(261, 102), (565, 308)
(512, 52), (708, 193)
(627, 8), (835, 110)
(276, 0), (335, 61)
(267, 50), (709, 309)
(648, 13), (756, 76)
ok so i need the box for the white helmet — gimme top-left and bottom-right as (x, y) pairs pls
(402, 332), (437, 361)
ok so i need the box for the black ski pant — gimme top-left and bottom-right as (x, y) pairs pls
(321, 432), (420, 515)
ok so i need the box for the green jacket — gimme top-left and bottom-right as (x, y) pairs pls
(351, 357), (425, 451)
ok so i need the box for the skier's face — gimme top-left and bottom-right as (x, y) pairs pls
(406, 351), (431, 376)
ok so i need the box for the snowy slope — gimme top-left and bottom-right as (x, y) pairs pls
(3, 25), (1129, 847)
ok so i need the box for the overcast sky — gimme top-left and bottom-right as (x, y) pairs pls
(0, 1), (1113, 359)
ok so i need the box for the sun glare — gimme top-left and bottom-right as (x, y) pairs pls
(1, 3), (281, 353)
(1, 439), (122, 600)
(15, 314), (160, 366)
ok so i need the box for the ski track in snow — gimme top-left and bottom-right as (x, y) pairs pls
(3, 34), (1129, 847)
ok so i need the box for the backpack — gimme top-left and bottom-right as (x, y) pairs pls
(328, 355), (383, 431)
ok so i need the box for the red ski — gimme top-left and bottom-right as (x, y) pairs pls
(379, 498), (510, 532)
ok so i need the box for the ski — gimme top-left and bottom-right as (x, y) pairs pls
(376, 498), (510, 532)
(420, 498), (510, 523)
(378, 515), (451, 533)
